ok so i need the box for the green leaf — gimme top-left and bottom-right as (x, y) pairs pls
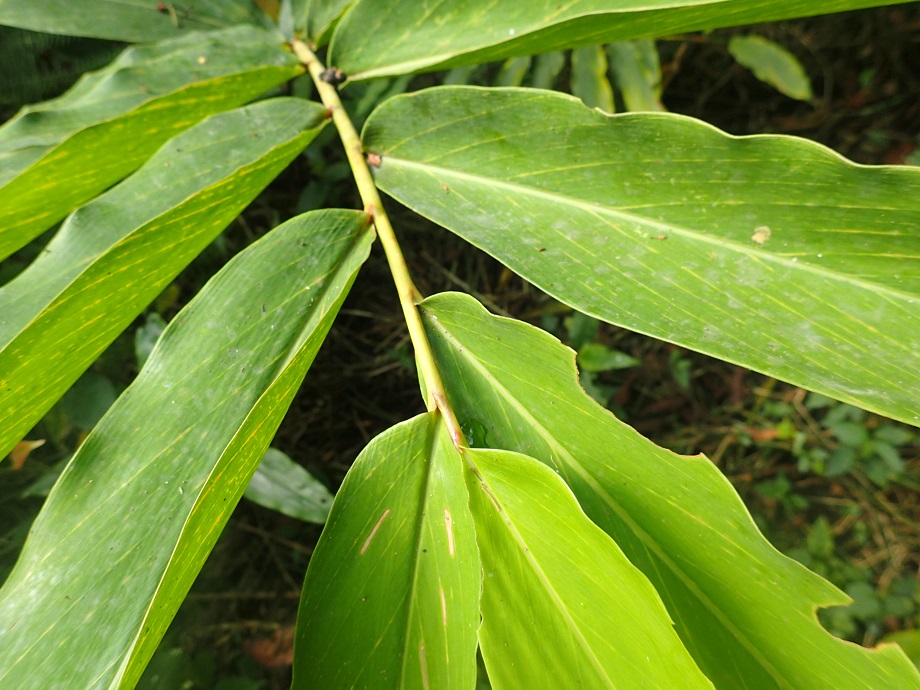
(608, 39), (665, 111)
(0, 26), (302, 260)
(299, 0), (356, 46)
(466, 446), (713, 689)
(0, 208), (374, 689)
(244, 447), (333, 523)
(829, 421), (870, 447)
(728, 34), (813, 101)
(570, 45), (614, 112)
(135, 313), (168, 368)
(421, 291), (920, 689)
(0, 97), (327, 460)
(530, 51), (565, 90)
(364, 86), (920, 426)
(329, 0), (912, 79)
(495, 56), (532, 88)
(577, 343), (640, 371)
(61, 370), (118, 430)
(883, 630), (920, 670)
(0, 0), (272, 42)
(292, 413), (479, 690)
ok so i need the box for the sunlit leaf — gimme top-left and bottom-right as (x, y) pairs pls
(0, 97), (328, 460)
(0, 0), (272, 42)
(329, 0), (913, 79)
(421, 291), (920, 689)
(0, 26), (303, 260)
(0, 208), (374, 689)
(292, 413), (479, 690)
(364, 86), (920, 426)
(466, 446), (713, 689)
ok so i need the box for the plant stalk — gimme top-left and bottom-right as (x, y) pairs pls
(292, 40), (465, 450)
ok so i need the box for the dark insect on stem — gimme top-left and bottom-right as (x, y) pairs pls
(320, 68), (347, 87)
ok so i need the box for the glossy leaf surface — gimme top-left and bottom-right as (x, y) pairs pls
(0, 0), (272, 42)
(0, 26), (303, 260)
(365, 86), (920, 426)
(244, 447), (333, 523)
(421, 291), (920, 689)
(466, 446), (712, 689)
(0, 98), (327, 460)
(0, 209), (374, 689)
(330, 0), (912, 79)
(293, 413), (479, 690)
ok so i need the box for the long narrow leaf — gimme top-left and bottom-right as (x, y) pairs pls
(244, 447), (334, 524)
(0, 97), (328, 460)
(570, 45), (614, 112)
(299, 0), (355, 46)
(608, 40), (665, 111)
(0, 208), (374, 689)
(329, 0), (913, 79)
(0, 26), (303, 260)
(422, 291), (920, 689)
(0, 0), (272, 42)
(364, 86), (920, 426)
(466, 446), (713, 689)
(293, 413), (479, 690)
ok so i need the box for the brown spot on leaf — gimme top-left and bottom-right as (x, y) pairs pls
(751, 226), (771, 245)
(361, 509), (390, 554)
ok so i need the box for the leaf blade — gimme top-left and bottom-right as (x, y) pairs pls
(608, 39), (665, 111)
(0, 97), (328, 460)
(421, 291), (920, 689)
(467, 446), (713, 689)
(570, 45), (614, 112)
(0, 26), (304, 260)
(364, 86), (920, 426)
(0, 0), (272, 42)
(244, 447), (334, 524)
(0, 208), (374, 689)
(728, 34), (813, 101)
(292, 413), (479, 690)
(329, 0), (914, 79)
(300, 0), (356, 46)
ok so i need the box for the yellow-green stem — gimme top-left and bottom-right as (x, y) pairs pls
(292, 40), (465, 450)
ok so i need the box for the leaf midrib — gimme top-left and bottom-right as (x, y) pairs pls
(473, 454), (618, 689)
(425, 308), (790, 688)
(382, 157), (917, 303)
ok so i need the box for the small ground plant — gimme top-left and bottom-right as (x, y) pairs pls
(0, 1), (919, 688)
